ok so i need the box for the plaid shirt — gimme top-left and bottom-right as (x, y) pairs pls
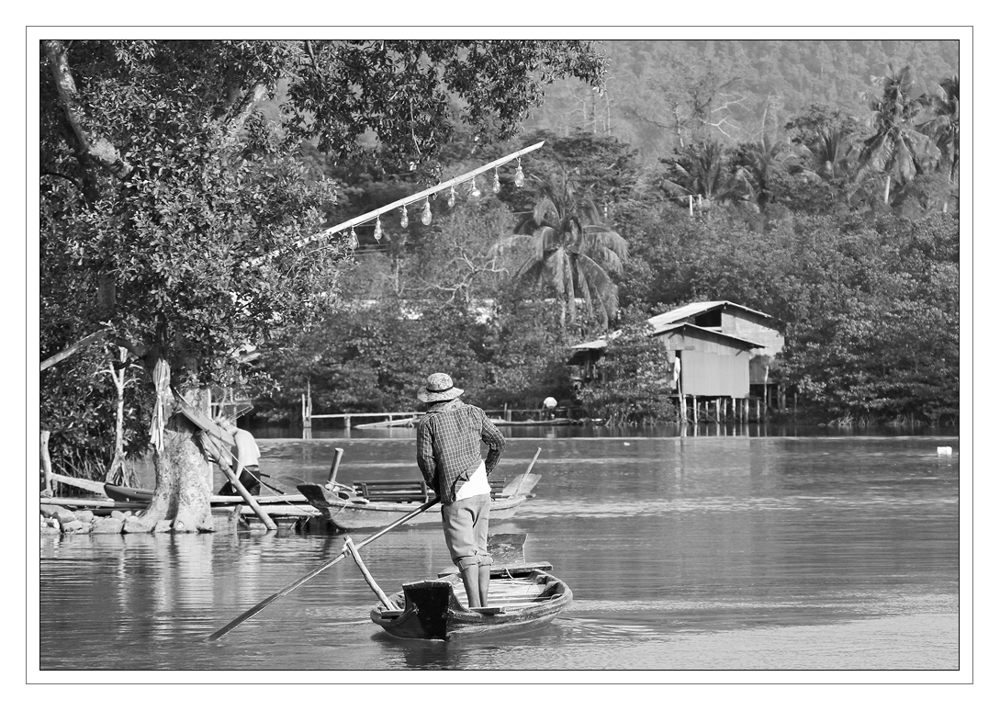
(416, 399), (506, 504)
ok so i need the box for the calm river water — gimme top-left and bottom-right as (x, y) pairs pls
(37, 428), (960, 676)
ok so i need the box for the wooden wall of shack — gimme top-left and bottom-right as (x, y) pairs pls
(656, 329), (752, 398)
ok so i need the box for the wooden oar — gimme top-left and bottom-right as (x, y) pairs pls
(206, 496), (440, 642)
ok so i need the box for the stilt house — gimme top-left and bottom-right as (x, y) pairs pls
(569, 301), (785, 418)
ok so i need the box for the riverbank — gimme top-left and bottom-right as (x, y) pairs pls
(40, 504), (128, 535)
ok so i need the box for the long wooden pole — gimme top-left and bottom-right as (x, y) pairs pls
(326, 447), (345, 486)
(343, 537), (397, 610)
(206, 496), (440, 641)
(249, 142), (545, 267)
(219, 460), (277, 531)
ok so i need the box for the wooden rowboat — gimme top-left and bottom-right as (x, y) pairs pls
(372, 564), (572, 641)
(364, 533), (572, 641)
(103, 483), (311, 507)
(297, 449), (542, 531)
(103, 483), (154, 503)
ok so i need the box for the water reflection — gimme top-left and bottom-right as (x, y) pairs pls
(40, 435), (958, 671)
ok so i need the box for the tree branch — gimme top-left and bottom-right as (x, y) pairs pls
(40, 168), (84, 194)
(42, 40), (131, 195)
(220, 81), (269, 147)
(40, 328), (110, 371)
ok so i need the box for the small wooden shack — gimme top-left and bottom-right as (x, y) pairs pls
(651, 322), (761, 398)
(569, 300), (785, 421)
(647, 300), (784, 389)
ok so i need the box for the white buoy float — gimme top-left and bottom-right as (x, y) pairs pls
(937, 446), (953, 456)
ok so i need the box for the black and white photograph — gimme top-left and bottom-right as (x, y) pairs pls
(24, 20), (980, 696)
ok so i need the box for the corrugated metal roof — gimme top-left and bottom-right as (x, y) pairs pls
(650, 322), (764, 349)
(570, 330), (621, 351)
(571, 301), (772, 353)
(646, 300), (773, 332)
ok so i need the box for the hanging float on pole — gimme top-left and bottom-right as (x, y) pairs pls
(249, 141), (546, 267)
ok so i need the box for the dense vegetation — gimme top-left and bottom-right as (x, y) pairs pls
(39, 40), (960, 483)
(38, 39), (606, 497)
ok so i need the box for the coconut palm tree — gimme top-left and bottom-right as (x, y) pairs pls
(857, 65), (939, 205)
(919, 75), (959, 201)
(660, 139), (745, 208)
(793, 125), (857, 182)
(492, 176), (628, 335)
(732, 135), (791, 211)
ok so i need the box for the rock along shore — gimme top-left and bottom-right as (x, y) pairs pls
(39, 504), (200, 535)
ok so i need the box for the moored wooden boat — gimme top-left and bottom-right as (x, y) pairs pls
(103, 483), (312, 507)
(353, 416), (418, 429)
(297, 449), (542, 531)
(103, 483), (153, 503)
(490, 417), (575, 426)
(366, 533), (572, 641)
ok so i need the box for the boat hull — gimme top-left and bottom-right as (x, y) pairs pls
(298, 466), (540, 531)
(371, 566), (572, 641)
(321, 495), (526, 530)
(104, 483), (312, 507)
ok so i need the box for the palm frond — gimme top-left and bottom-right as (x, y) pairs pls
(513, 215), (542, 235)
(514, 256), (548, 286)
(575, 255), (619, 324)
(582, 228), (629, 258)
(536, 225), (558, 258)
(576, 197), (605, 224)
(532, 197), (561, 227)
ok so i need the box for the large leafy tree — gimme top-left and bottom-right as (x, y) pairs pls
(492, 175), (629, 335)
(575, 307), (675, 426)
(857, 65), (940, 205)
(39, 39), (606, 531)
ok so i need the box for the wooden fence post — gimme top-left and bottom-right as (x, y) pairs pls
(40, 430), (53, 493)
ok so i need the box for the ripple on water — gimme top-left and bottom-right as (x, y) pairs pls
(38, 436), (958, 671)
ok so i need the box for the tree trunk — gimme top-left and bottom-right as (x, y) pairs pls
(129, 388), (215, 533)
(884, 174), (892, 205)
(105, 348), (128, 485)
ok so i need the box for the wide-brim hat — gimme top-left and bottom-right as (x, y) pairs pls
(417, 372), (464, 403)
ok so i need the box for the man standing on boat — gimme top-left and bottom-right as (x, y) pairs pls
(416, 372), (506, 609)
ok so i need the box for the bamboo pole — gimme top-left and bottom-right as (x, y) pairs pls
(207, 497), (439, 641)
(249, 141), (545, 267)
(326, 448), (345, 486)
(219, 460), (276, 531)
(344, 537), (398, 610)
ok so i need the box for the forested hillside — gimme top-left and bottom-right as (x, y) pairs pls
(528, 40), (959, 161)
(261, 40), (959, 428)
